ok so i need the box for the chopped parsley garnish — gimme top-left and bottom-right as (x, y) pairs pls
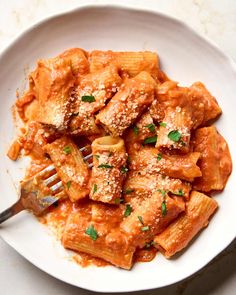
(124, 204), (132, 217)
(85, 225), (98, 241)
(124, 189), (134, 195)
(98, 164), (113, 169)
(127, 155), (131, 164)
(145, 241), (156, 249)
(180, 140), (186, 146)
(137, 215), (144, 225)
(133, 125), (139, 136)
(144, 136), (157, 144)
(114, 197), (124, 204)
(157, 153), (162, 161)
(93, 184), (97, 194)
(66, 181), (72, 189)
(161, 200), (167, 216)
(94, 154), (100, 160)
(141, 226), (150, 232)
(81, 95), (95, 103)
(63, 146), (72, 154)
(172, 189), (184, 196)
(159, 122), (167, 127)
(145, 123), (155, 133)
(157, 189), (166, 197)
(168, 130), (182, 142)
(121, 166), (129, 174)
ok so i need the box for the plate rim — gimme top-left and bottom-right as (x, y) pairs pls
(0, 3), (235, 293)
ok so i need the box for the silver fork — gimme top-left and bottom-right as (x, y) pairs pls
(0, 146), (93, 224)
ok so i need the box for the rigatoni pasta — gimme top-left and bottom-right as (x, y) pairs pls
(154, 191), (218, 257)
(123, 171), (191, 208)
(193, 126), (232, 191)
(62, 202), (135, 269)
(59, 47), (89, 76)
(89, 50), (159, 79)
(69, 65), (122, 135)
(44, 136), (90, 202)
(120, 191), (184, 248)
(128, 146), (202, 182)
(89, 136), (127, 204)
(8, 48), (232, 270)
(153, 81), (222, 152)
(96, 71), (156, 136)
(29, 56), (75, 129)
(124, 111), (158, 145)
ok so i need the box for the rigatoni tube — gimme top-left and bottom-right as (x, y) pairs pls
(96, 71), (156, 136)
(129, 146), (202, 182)
(89, 50), (159, 79)
(44, 136), (90, 202)
(154, 191), (218, 258)
(90, 136), (127, 204)
(193, 126), (232, 192)
(120, 191), (184, 248)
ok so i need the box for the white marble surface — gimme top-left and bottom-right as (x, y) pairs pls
(0, 0), (235, 294)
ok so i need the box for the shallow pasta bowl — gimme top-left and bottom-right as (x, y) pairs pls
(0, 4), (236, 293)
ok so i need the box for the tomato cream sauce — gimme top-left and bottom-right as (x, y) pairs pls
(40, 199), (111, 267)
(134, 247), (158, 263)
(72, 252), (109, 267)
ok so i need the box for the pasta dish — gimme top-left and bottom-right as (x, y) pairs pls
(7, 48), (232, 269)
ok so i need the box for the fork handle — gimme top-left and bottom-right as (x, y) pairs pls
(0, 200), (24, 224)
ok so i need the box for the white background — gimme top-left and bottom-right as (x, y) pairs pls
(0, 0), (235, 294)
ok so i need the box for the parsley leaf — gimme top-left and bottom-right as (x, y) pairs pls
(145, 241), (156, 249)
(159, 122), (167, 127)
(180, 140), (186, 146)
(157, 189), (166, 198)
(144, 136), (157, 144)
(172, 189), (184, 196)
(85, 225), (98, 241)
(81, 95), (95, 103)
(157, 153), (162, 161)
(145, 123), (155, 133)
(133, 125), (139, 135)
(93, 184), (97, 194)
(66, 181), (71, 189)
(168, 130), (182, 142)
(162, 201), (167, 216)
(124, 189), (134, 195)
(124, 204), (132, 217)
(98, 164), (113, 169)
(121, 166), (129, 174)
(114, 197), (124, 204)
(94, 154), (100, 160)
(63, 146), (72, 154)
(141, 226), (150, 232)
(137, 215), (144, 225)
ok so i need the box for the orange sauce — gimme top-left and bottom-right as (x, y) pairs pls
(41, 199), (73, 229)
(72, 252), (109, 268)
(134, 247), (158, 263)
(26, 159), (50, 178)
(40, 199), (111, 268)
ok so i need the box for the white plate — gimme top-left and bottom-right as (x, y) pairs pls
(0, 5), (235, 293)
